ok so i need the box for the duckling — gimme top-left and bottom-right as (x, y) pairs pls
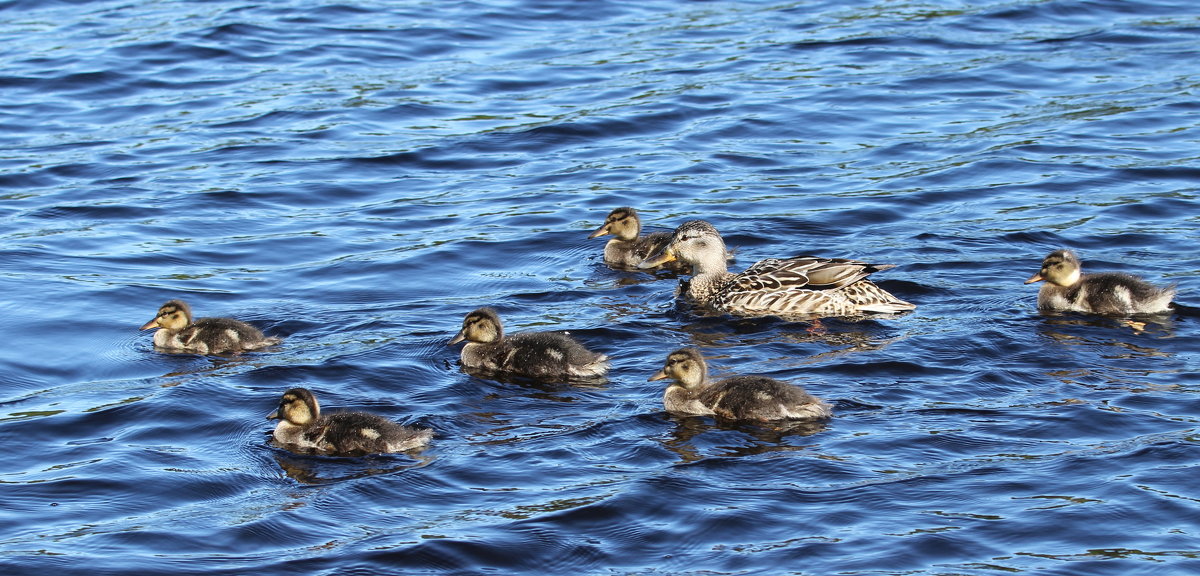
(1025, 249), (1175, 315)
(639, 220), (915, 317)
(448, 307), (609, 380)
(649, 347), (832, 421)
(268, 388), (432, 456)
(140, 299), (280, 354)
(588, 207), (689, 272)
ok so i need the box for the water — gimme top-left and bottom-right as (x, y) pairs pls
(2, 0), (1199, 574)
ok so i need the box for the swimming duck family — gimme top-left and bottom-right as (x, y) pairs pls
(449, 307), (610, 381)
(268, 388), (432, 456)
(1025, 249), (1175, 315)
(141, 299), (280, 354)
(649, 347), (832, 421)
(589, 207), (689, 272)
(639, 220), (915, 317)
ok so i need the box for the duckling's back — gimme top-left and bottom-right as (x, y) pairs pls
(701, 376), (832, 421)
(319, 412), (433, 455)
(1040, 272), (1175, 314)
(465, 331), (608, 380)
(173, 317), (279, 354)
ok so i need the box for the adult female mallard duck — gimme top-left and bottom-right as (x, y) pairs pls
(649, 347), (832, 421)
(140, 299), (280, 354)
(1025, 249), (1175, 315)
(268, 388), (432, 456)
(588, 207), (689, 272)
(638, 220), (915, 317)
(449, 307), (609, 381)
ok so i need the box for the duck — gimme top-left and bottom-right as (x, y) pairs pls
(1025, 249), (1175, 315)
(268, 388), (432, 456)
(649, 347), (832, 421)
(140, 299), (280, 354)
(638, 220), (915, 317)
(588, 207), (689, 272)
(448, 307), (609, 380)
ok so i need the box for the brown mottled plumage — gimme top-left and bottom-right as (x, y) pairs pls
(140, 299), (280, 354)
(1025, 249), (1174, 315)
(449, 307), (609, 381)
(268, 388), (432, 456)
(639, 220), (914, 317)
(649, 348), (832, 421)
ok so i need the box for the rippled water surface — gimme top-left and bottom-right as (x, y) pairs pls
(3, 0), (1200, 574)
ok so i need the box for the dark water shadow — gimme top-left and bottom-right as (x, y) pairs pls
(267, 443), (434, 485)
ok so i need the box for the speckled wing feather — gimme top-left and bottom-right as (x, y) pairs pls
(712, 256), (911, 316)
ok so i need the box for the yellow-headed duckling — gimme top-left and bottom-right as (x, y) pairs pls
(268, 388), (432, 456)
(1025, 249), (1175, 315)
(141, 299), (280, 354)
(649, 347), (832, 421)
(588, 207), (689, 272)
(449, 307), (609, 381)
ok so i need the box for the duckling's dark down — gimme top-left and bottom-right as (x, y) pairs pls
(268, 388), (432, 456)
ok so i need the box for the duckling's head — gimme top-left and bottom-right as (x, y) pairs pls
(648, 347), (708, 389)
(588, 207), (641, 241)
(268, 387), (320, 426)
(141, 299), (193, 331)
(1025, 249), (1082, 287)
(449, 307), (504, 345)
(639, 220), (727, 273)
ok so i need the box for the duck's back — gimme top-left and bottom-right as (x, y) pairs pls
(317, 412), (432, 455)
(700, 376), (832, 421)
(1040, 272), (1174, 314)
(503, 332), (608, 378)
(707, 256), (913, 316)
(167, 317), (278, 353)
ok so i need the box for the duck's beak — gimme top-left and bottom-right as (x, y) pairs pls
(638, 246), (677, 269)
(1024, 272), (1044, 285)
(448, 330), (466, 345)
(648, 369), (668, 382)
(587, 222), (611, 239)
(140, 318), (160, 330)
(267, 409), (279, 421)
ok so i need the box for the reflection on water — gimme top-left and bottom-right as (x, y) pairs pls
(271, 449), (434, 486)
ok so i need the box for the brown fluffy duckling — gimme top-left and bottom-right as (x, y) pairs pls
(649, 347), (832, 421)
(588, 207), (689, 272)
(1025, 249), (1175, 315)
(268, 388), (432, 456)
(449, 307), (609, 380)
(140, 299), (280, 354)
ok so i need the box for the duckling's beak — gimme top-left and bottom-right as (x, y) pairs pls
(638, 246), (677, 269)
(1024, 272), (1044, 285)
(648, 369), (668, 382)
(587, 222), (611, 239)
(266, 409), (279, 421)
(139, 318), (161, 330)
(448, 330), (466, 345)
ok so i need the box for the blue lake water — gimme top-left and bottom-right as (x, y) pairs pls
(2, 0), (1199, 574)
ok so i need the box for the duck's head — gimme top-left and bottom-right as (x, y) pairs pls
(268, 387), (320, 426)
(648, 347), (708, 389)
(588, 207), (641, 241)
(449, 307), (504, 345)
(141, 299), (193, 331)
(1025, 249), (1082, 287)
(639, 220), (726, 272)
